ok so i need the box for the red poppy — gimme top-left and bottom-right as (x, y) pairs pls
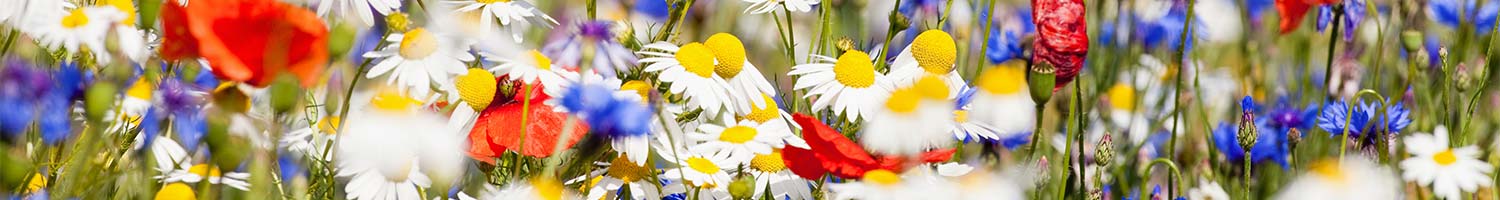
(1032, 0), (1089, 90)
(781, 113), (955, 180)
(161, 0), (328, 87)
(467, 81), (589, 162)
(1276, 0), (1340, 34)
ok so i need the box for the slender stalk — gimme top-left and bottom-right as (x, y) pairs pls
(1241, 152), (1251, 199)
(0, 29), (18, 55)
(653, 0), (697, 42)
(587, 0), (598, 19)
(976, 0), (997, 76)
(1321, 5), (1345, 101)
(875, 0), (906, 71)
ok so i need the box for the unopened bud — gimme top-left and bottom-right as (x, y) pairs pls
(85, 83), (118, 122)
(269, 74), (302, 114)
(1287, 128), (1303, 150)
(1028, 62), (1057, 104)
(1095, 134), (1114, 167)
(728, 176), (756, 199)
(386, 13), (410, 33)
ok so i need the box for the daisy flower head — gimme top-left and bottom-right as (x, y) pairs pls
(336, 89), (468, 200)
(639, 42), (736, 116)
(968, 62), (1035, 142)
(742, 0), (819, 14)
(787, 50), (894, 122)
(1400, 126), (1493, 199)
(828, 169), (960, 200)
(486, 49), (570, 92)
(446, 0), (558, 42)
(739, 93), (808, 149)
(280, 113), (340, 161)
(578, 155), (668, 200)
(703, 33), (778, 115)
(29, 6), (119, 61)
(541, 20), (639, 77)
(744, 150), (814, 200)
(364, 27), (476, 97)
(1189, 178), (1229, 200)
(315, 0), (401, 26)
(150, 137), (252, 190)
(689, 119), (789, 165)
(662, 150), (734, 189)
(950, 87), (1001, 142)
(890, 30), (966, 97)
(480, 178), (581, 200)
(862, 75), (956, 155)
(1273, 159), (1401, 200)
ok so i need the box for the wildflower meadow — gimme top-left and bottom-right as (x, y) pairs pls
(0, 0), (1497, 199)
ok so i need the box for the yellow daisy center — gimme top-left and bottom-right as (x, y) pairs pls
(530, 178), (565, 200)
(976, 62), (1028, 95)
(911, 75), (950, 99)
(749, 151), (787, 172)
(675, 43), (717, 78)
(25, 173), (45, 193)
(719, 125), (758, 144)
(1309, 160), (1346, 185)
(686, 157), (721, 174)
(620, 80), (653, 101)
(106, 0), (136, 26)
(862, 169), (901, 186)
(529, 50), (553, 70)
(833, 51), (876, 88)
(127, 78), (155, 100)
(1107, 84), (1136, 111)
(155, 183), (197, 200)
(61, 9), (89, 29)
(317, 116), (341, 135)
(398, 28), (439, 59)
(704, 33), (747, 79)
(455, 68), (498, 111)
(911, 30), (957, 74)
(477, 0), (511, 3)
(188, 164), (223, 178)
(884, 88), (921, 114)
(953, 110), (969, 122)
(1434, 149), (1458, 166)
(371, 90), (424, 112)
(607, 154), (652, 183)
(742, 94), (780, 123)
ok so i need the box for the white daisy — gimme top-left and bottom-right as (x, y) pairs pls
(29, 7), (117, 60)
(661, 149), (734, 189)
(828, 169), (960, 200)
(689, 119), (789, 165)
(742, 0), (819, 14)
(98, 0), (149, 63)
(639, 42), (736, 116)
(889, 30), (966, 98)
(364, 28), (476, 97)
(441, 68), (499, 133)
(745, 150), (814, 200)
(737, 93), (808, 149)
(337, 90), (468, 200)
(485, 49), (570, 94)
(952, 87), (1002, 142)
(1189, 178), (1230, 200)
(150, 137), (252, 190)
(280, 113), (339, 161)
(1400, 126), (1494, 199)
(109, 78), (155, 135)
(476, 178), (581, 200)
(787, 50), (895, 122)
(969, 63), (1036, 141)
(314, 0), (401, 27)
(862, 75), (954, 155)
(445, 0), (557, 42)
(1274, 159), (1401, 200)
(577, 155), (668, 200)
(700, 33), (778, 115)
(951, 169), (1029, 200)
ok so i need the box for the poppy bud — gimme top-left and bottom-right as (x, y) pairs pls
(1028, 62), (1056, 104)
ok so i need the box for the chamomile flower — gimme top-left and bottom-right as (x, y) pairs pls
(689, 119), (791, 165)
(1189, 178), (1230, 200)
(1274, 159), (1401, 200)
(486, 49), (570, 93)
(577, 155), (669, 200)
(639, 42), (736, 116)
(968, 63), (1035, 142)
(315, 0), (401, 26)
(337, 90), (467, 200)
(99, 0), (149, 63)
(745, 150), (815, 200)
(150, 137), (252, 190)
(280, 113), (340, 161)
(890, 30), (966, 97)
(155, 183), (197, 200)
(703, 33), (778, 115)
(951, 87), (1002, 142)
(481, 178), (581, 200)
(862, 75), (955, 155)
(364, 28), (476, 97)
(828, 169), (960, 200)
(742, 0), (819, 14)
(1400, 126), (1493, 199)
(662, 150), (734, 189)
(446, 0), (557, 42)
(738, 93), (807, 149)
(29, 7), (117, 60)
(442, 68), (498, 132)
(788, 50), (895, 122)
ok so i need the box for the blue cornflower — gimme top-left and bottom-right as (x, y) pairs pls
(1211, 121), (1291, 168)
(1317, 99), (1410, 142)
(1316, 0), (1366, 40)
(0, 60), (52, 137)
(557, 83), (654, 138)
(1431, 0), (1500, 34)
(542, 21), (639, 77)
(155, 78), (210, 151)
(277, 153), (305, 180)
(634, 0), (670, 20)
(1136, 3), (1197, 50)
(1263, 98), (1319, 135)
(984, 9), (1034, 64)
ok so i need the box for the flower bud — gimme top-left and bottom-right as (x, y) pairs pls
(888, 12), (910, 32)
(728, 175), (756, 199)
(1028, 62), (1057, 104)
(1095, 134), (1114, 167)
(1401, 31), (1423, 52)
(1237, 110), (1258, 151)
(1287, 128), (1303, 150)
(386, 12), (410, 33)
(85, 83), (119, 122)
(269, 74), (302, 114)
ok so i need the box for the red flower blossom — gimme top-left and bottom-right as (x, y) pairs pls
(1032, 0), (1089, 90)
(1276, 0), (1340, 34)
(467, 82), (589, 161)
(782, 114), (955, 180)
(161, 0), (328, 87)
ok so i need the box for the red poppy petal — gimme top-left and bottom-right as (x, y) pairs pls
(470, 99), (589, 158)
(781, 145), (828, 180)
(1276, 0), (1313, 34)
(791, 113), (879, 179)
(919, 148), (957, 163)
(166, 0), (327, 87)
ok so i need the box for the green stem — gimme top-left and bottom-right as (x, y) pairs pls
(0, 29), (18, 55)
(1242, 150), (1251, 199)
(587, 0), (598, 19)
(1322, 5), (1345, 101)
(874, 0), (905, 72)
(653, 0), (697, 42)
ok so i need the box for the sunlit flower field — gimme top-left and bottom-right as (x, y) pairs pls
(0, 0), (1496, 199)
